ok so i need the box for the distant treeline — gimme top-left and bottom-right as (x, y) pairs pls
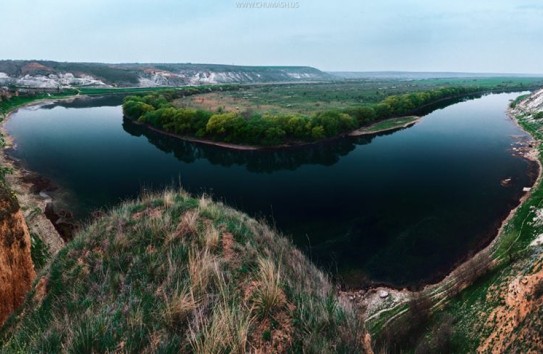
(123, 86), (484, 146)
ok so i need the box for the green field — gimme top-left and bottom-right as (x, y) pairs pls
(124, 77), (543, 147)
(174, 77), (543, 116)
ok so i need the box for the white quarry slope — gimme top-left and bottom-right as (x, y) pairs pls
(137, 68), (326, 87)
(0, 72), (109, 88)
(0, 60), (331, 88)
(521, 88), (543, 111)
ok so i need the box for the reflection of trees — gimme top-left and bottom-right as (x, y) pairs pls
(120, 94), (481, 173)
(123, 118), (374, 173)
(40, 95), (125, 109)
(412, 94), (480, 116)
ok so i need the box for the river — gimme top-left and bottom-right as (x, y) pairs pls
(5, 92), (536, 287)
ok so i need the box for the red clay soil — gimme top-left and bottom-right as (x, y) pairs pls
(0, 186), (36, 325)
(478, 258), (543, 353)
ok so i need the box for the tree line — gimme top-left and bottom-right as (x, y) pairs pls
(123, 86), (484, 146)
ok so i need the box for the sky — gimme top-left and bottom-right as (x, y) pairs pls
(1, 0), (543, 73)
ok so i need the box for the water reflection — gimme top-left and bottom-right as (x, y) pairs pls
(40, 95), (125, 110)
(122, 118), (377, 172)
(6, 92), (535, 287)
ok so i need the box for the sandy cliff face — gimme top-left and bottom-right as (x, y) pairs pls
(518, 88), (543, 111)
(0, 186), (35, 326)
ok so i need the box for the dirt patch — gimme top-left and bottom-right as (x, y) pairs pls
(243, 281), (293, 353)
(221, 232), (235, 262)
(21, 62), (53, 75)
(174, 93), (281, 114)
(250, 309), (294, 354)
(133, 207), (163, 220)
(174, 93), (250, 113)
(33, 276), (48, 304)
(478, 264), (543, 353)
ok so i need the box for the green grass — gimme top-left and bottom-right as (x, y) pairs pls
(174, 77), (543, 116)
(29, 232), (50, 271)
(0, 190), (364, 353)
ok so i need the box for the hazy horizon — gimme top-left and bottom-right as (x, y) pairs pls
(2, 0), (543, 74)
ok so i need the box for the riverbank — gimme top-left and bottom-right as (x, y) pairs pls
(0, 95), (92, 255)
(358, 89), (543, 351)
(132, 114), (422, 152)
(0, 151), (65, 254)
(348, 116), (421, 136)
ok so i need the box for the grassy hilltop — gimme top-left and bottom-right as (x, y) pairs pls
(0, 190), (364, 353)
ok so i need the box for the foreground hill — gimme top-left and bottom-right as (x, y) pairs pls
(0, 190), (364, 353)
(0, 61), (331, 88)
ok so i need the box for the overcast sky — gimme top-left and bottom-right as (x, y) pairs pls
(2, 0), (542, 73)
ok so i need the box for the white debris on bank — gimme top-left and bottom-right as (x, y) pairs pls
(531, 208), (543, 227)
(530, 233), (543, 247)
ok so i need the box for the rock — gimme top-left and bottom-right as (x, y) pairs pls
(38, 191), (51, 200)
(379, 290), (389, 299)
(22, 174), (56, 194)
(500, 178), (512, 187)
(43, 202), (77, 241)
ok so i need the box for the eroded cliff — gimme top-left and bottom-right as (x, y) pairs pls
(0, 185), (35, 326)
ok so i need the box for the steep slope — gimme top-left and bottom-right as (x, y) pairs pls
(0, 190), (364, 353)
(0, 61), (332, 88)
(0, 185), (35, 326)
(399, 89), (543, 353)
(474, 89), (543, 353)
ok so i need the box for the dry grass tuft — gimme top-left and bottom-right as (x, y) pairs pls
(189, 302), (252, 354)
(178, 210), (199, 236)
(188, 249), (218, 295)
(162, 190), (175, 208)
(198, 195), (211, 209)
(166, 209), (200, 244)
(164, 287), (199, 329)
(251, 258), (286, 317)
(204, 222), (220, 251)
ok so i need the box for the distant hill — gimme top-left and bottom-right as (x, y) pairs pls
(0, 60), (332, 88)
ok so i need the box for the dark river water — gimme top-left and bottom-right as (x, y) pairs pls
(6, 92), (536, 287)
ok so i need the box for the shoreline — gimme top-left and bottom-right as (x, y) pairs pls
(348, 116), (421, 137)
(4, 92), (540, 291)
(0, 98), (80, 255)
(5, 94), (537, 269)
(357, 92), (543, 333)
(132, 114), (422, 152)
